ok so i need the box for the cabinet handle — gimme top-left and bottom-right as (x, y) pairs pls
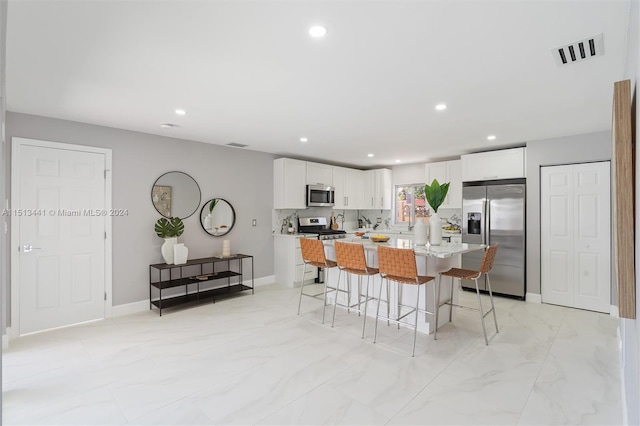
(380, 197), (383, 206)
(371, 197), (374, 207)
(346, 196), (349, 206)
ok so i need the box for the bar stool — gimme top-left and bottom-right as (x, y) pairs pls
(331, 241), (379, 337)
(297, 238), (338, 323)
(374, 246), (436, 357)
(434, 245), (499, 345)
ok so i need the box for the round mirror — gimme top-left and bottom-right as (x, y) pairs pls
(200, 198), (236, 236)
(151, 171), (201, 219)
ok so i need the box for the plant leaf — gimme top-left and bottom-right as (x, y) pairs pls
(425, 179), (450, 213)
(169, 217), (184, 237)
(209, 199), (219, 213)
(154, 217), (172, 238)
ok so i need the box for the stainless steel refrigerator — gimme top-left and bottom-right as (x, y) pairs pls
(462, 180), (526, 298)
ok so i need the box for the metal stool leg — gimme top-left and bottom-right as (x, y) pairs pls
(474, 277), (489, 345)
(449, 275), (455, 322)
(297, 263), (307, 315)
(322, 267), (330, 324)
(486, 274), (499, 334)
(331, 269), (343, 327)
(434, 274), (442, 340)
(373, 277), (385, 344)
(362, 275), (371, 339)
(412, 284), (420, 357)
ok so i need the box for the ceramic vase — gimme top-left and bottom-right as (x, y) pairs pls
(173, 243), (188, 265)
(204, 213), (213, 231)
(161, 237), (177, 264)
(429, 213), (442, 246)
(414, 217), (427, 245)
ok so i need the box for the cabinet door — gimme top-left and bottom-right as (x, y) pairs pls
(274, 158), (306, 209)
(375, 169), (392, 209)
(445, 160), (462, 208)
(362, 170), (376, 209)
(425, 162), (446, 186)
(345, 169), (364, 210)
(306, 162), (333, 186)
(460, 148), (525, 182)
(332, 166), (347, 209)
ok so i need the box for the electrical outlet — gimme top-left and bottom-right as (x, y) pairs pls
(252, 219), (257, 227)
(376, 217), (382, 223)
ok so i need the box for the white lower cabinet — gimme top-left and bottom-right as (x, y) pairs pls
(274, 235), (317, 287)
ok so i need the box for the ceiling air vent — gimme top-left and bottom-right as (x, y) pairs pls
(226, 142), (248, 148)
(552, 33), (604, 66)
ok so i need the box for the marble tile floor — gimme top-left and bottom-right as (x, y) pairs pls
(2, 283), (622, 425)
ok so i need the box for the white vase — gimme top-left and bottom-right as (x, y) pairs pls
(414, 217), (427, 245)
(429, 213), (442, 246)
(204, 213), (213, 231)
(173, 243), (188, 265)
(161, 237), (177, 264)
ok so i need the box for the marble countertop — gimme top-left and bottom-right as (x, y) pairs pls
(272, 233), (319, 238)
(323, 237), (484, 258)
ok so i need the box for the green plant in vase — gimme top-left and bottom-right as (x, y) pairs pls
(155, 217), (185, 264)
(424, 179), (450, 245)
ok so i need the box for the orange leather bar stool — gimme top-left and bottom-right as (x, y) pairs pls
(297, 238), (338, 324)
(331, 241), (379, 337)
(374, 246), (436, 357)
(434, 245), (499, 345)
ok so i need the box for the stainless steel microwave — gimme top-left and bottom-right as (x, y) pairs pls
(306, 185), (335, 207)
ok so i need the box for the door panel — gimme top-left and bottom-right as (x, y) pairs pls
(19, 145), (106, 334)
(541, 162), (610, 312)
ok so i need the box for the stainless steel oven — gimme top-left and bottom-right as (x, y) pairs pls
(306, 185), (335, 207)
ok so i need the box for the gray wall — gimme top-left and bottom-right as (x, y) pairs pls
(525, 130), (611, 296)
(6, 112), (275, 310)
(622, 0), (639, 424)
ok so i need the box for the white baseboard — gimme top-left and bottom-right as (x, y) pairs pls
(526, 293), (542, 303)
(246, 275), (275, 287)
(111, 275), (276, 318)
(111, 300), (149, 317)
(610, 305), (620, 318)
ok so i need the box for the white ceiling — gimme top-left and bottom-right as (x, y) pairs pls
(6, 0), (632, 168)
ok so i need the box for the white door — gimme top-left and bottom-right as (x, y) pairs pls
(541, 162), (611, 313)
(12, 138), (111, 335)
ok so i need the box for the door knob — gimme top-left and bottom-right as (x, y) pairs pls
(20, 245), (42, 253)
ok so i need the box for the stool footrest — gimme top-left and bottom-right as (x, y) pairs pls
(439, 299), (495, 318)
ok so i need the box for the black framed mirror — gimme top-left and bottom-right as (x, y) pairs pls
(200, 198), (236, 236)
(151, 171), (201, 219)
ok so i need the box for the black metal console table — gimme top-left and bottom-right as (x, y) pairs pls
(149, 254), (254, 316)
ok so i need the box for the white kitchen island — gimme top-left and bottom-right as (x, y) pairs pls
(323, 238), (485, 335)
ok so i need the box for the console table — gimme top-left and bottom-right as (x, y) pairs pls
(149, 254), (254, 316)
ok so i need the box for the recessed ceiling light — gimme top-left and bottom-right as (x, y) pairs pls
(175, 109), (186, 116)
(160, 123), (175, 129)
(309, 25), (327, 38)
(395, 160), (402, 163)
(487, 135), (496, 140)
(300, 137), (308, 143)
(435, 104), (447, 111)
(368, 153), (374, 158)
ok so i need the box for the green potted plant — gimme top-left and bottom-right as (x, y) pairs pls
(424, 179), (450, 245)
(155, 217), (185, 264)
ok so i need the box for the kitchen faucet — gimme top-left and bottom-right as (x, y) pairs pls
(335, 212), (345, 229)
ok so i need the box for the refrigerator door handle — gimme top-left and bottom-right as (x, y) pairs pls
(486, 199), (490, 246)
(482, 199), (488, 245)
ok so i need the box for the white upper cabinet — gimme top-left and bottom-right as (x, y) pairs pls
(333, 166), (363, 210)
(306, 162), (333, 186)
(274, 158), (306, 209)
(460, 148), (526, 182)
(362, 168), (392, 210)
(425, 160), (462, 209)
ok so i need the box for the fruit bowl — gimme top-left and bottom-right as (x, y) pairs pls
(370, 235), (390, 242)
(354, 231), (366, 237)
